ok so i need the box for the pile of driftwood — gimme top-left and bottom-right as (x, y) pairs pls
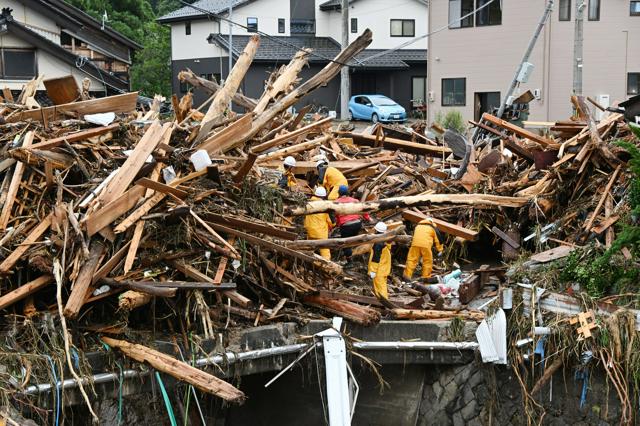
(0, 26), (637, 412)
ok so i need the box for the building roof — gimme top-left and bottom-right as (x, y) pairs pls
(157, 0), (253, 23)
(209, 34), (426, 69)
(319, 0), (427, 11)
(0, 10), (130, 92)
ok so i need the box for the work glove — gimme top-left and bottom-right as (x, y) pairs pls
(369, 271), (376, 279)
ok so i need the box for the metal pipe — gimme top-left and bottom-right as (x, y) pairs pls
(22, 341), (478, 395)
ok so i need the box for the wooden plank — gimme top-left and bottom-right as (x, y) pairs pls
(0, 275), (53, 310)
(204, 213), (298, 240)
(135, 177), (187, 199)
(481, 113), (556, 148)
(402, 210), (478, 241)
(102, 337), (245, 403)
(251, 117), (332, 154)
(261, 157), (396, 174)
(391, 308), (485, 322)
(171, 261), (251, 307)
(0, 131), (33, 230)
(336, 131), (452, 157)
(529, 246), (574, 263)
(198, 113), (254, 154)
(43, 75), (80, 105)
(97, 122), (169, 205)
(0, 213), (52, 274)
(28, 124), (120, 151)
(64, 241), (106, 318)
(583, 165), (622, 232)
(85, 186), (146, 236)
(7, 92), (138, 123)
(491, 226), (520, 249)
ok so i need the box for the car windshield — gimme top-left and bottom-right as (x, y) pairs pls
(371, 97), (397, 106)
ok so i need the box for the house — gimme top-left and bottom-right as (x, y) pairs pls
(0, 0), (141, 97)
(158, 0), (428, 114)
(427, 0), (640, 123)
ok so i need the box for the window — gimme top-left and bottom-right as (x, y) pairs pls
(442, 78), (466, 106)
(247, 17), (258, 32)
(291, 19), (315, 34)
(449, 0), (474, 28)
(412, 76), (427, 102)
(278, 18), (285, 33)
(588, 0), (600, 20)
(1, 49), (37, 79)
(390, 19), (415, 37)
(476, 0), (501, 26)
(559, 0), (571, 21)
(351, 18), (358, 33)
(631, 1), (640, 15)
(185, 21), (191, 35)
(629, 73), (640, 95)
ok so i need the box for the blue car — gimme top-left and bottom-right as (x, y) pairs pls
(348, 95), (407, 123)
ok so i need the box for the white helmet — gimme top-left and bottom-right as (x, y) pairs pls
(314, 186), (327, 197)
(284, 156), (296, 167)
(316, 159), (328, 168)
(374, 221), (388, 233)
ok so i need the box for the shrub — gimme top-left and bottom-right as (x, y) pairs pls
(434, 110), (466, 134)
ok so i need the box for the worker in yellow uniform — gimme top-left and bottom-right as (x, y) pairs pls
(403, 217), (443, 281)
(278, 156), (297, 189)
(304, 186), (333, 260)
(317, 158), (348, 200)
(368, 222), (396, 308)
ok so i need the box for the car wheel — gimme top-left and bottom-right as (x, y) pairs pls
(348, 110), (354, 121)
(371, 113), (379, 123)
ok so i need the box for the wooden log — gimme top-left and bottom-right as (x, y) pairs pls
(303, 294), (381, 326)
(102, 337), (246, 403)
(210, 222), (343, 276)
(390, 308), (485, 322)
(64, 241), (106, 319)
(178, 70), (257, 110)
(260, 157), (396, 174)
(256, 135), (328, 163)
(0, 131), (33, 230)
(251, 117), (332, 154)
(7, 92), (138, 123)
(287, 193), (529, 216)
(285, 226), (404, 250)
(118, 290), (152, 310)
(481, 113), (556, 148)
(0, 213), (52, 274)
(197, 35), (260, 142)
(198, 113), (254, 154)
(253, 49), (310, 114)
(27, 124), (120, 151)
(97, 122), (170, 205)
(402, 210), (478, 241)
(0, 275), (53, 310)
(204, 213), (298, 240)
(336, 131), (452, 157)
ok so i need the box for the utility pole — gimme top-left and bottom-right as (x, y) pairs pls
(228, 0), (233, 82)
(573, 1), (585, 95)
(340, 0), (350, 121)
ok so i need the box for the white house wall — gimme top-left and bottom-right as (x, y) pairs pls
(171, 19), (225, 61)
(218, 0), (291, 36)
(5, 0), (61, 39)
(315, 0), (428, 49)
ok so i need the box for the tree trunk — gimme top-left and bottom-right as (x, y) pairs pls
(303, 294), (381, 326)
(285, 226), (405, 250)
(285, 193), (530, 216)
(391, 308), (485, 322)
(178, 70), (257, 110)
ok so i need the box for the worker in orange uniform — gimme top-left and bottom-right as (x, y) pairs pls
(368, 222), (396, 308)
(304, 186), (333, 260)
(403, 217), (443, 281)
(316, 158), (348, 200)
(278, 156), (297, 189)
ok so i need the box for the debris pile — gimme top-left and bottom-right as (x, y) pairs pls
(0, 27), (639, 423)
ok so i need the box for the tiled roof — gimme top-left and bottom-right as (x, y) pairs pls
(210, 34), (426, 68)
(157, 0), (251, 23)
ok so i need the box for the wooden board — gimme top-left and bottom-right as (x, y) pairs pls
(401, 210), (478, 241)
(481, 113), (557, 148)
(28, 124), (120, 151)
(7, 92), (138, 123)
(43, 75), (80, 105)
(0, 214), (53, 274)
(204, 213), (298, 240)
(529, 245), (574, 263)
(0, 275), (53, 310)
(336, 131), (452, 157)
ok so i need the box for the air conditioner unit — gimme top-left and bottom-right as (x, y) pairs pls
(596, 94), (610, 121)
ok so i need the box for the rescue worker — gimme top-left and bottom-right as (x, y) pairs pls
(334, 185), (371, 264)
(304, 186), (333, 260)
(317, 158), (348, 200)
(278, 156), (297, 189)
(403, 217), (443, 281)
(368, 221), (396, 308)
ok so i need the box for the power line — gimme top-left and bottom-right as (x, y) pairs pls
(176, 0), (362, 66)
